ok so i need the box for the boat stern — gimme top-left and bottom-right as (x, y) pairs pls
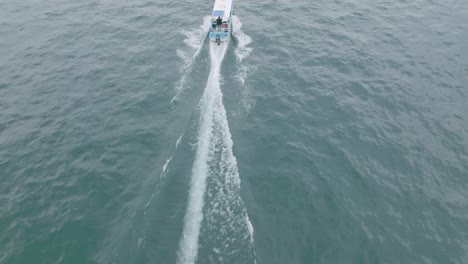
(209, 31), (229, 45)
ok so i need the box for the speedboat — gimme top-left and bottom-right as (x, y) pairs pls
(209, 0), (233, 45)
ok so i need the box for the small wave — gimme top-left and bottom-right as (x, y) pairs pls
(245, 214), (255, 244)
(176, 133), (184, 149)
(232, 64), (256, 116)
(161, 156), (173, 178)
(232, 15), (253, 63)
(144, 132), (184, 213)
(171, 16), (211, 104)
(232, 15), (255, 114)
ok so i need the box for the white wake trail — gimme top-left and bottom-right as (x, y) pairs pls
(177, 43), (229, 264)
(177, 36), (257, 263)
(172, 16), (212, 104)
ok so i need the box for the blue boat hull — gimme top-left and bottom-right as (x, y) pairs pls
(208, 0), (234, 45)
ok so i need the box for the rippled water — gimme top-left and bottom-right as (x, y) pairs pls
(1, 0), (467, 263)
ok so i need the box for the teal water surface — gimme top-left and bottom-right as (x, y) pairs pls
(1, 0), (468, 263)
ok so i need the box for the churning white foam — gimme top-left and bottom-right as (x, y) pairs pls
(177, 40), (257, 263)
(172, 16), (212, 104)
(177, 42), (229, 264)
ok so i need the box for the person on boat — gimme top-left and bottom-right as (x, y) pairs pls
(216, 16), (223, 30)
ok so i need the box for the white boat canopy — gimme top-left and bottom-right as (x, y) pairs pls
(211, 0), (233, 21)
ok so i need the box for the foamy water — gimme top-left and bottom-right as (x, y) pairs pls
(177, 38), (256, 263)
(172, 16), (212, 104)
(177, 42), (229, 264)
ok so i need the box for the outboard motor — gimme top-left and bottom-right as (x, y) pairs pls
(216, 35), (221, 46)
